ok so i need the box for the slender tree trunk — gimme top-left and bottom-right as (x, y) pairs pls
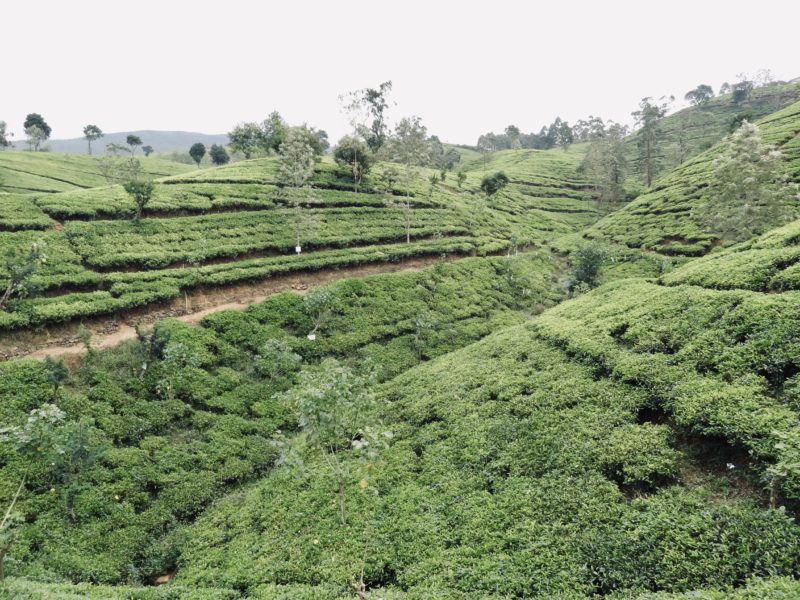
(337, 476), (347, 525)
(0, 283), (14, 311)
(0, 476), (26, 582)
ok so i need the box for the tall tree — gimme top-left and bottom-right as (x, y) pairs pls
(228, 122), (262, 159)
(699, 120), (794, 240)
(279, 129), (316, 189)
(342, 81), (393, 154)
(580, 123), (628, 204)
(261, 111), (287, 154)
(476, 134), (496, 170)
(0, 121), (10, 149)
(189, 142), (206, 167)
(273, 359), (390, 526)
(24, 126), (47, 152)
(732, 75), (754, 104)
(279, 129), (317, 253)
(555, 119), (574, 151)
(632, 96), (671, 186)
(684, 84), (714, 105)
(333, 137), (373, 194)
(209, 144), (230, 165)
(339, 87), (372, 192)
(82, 124), (103, 155)
(391, 116), (430, 243)
(505, 125), (521, 149)
(23, 113), (51, 142)
(126, 134), (143, 155)
(573, 116), (607, 141)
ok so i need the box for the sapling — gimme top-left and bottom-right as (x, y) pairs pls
(304, 287), (334, 340)
(0, 242), (46, 311)
(273, 359), (391, 525)
(43, 356), (69, 402)
(0, 404), (66, 579)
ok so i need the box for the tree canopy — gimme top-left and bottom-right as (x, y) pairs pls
(189, 142), (206, 167)
(23, 114), (51, 139)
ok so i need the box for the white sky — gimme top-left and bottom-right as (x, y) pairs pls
(3, 0), (799, 146)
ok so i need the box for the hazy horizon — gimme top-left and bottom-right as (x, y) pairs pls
(4, 0), (799, 146)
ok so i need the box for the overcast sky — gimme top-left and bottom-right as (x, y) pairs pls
(4, 0), (799, 146)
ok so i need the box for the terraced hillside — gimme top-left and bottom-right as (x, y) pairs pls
(0, 152), (192, 194)
(5, 239), (800, 598)
(159, 272), (800, 598)
(661, 217), (800, 290)
(0, 253), (564, 590)
(589, 99), (800, 255)
(625, 80), (800, 176)
(461, 145), (601, 229)
(0, 149), (594, 333)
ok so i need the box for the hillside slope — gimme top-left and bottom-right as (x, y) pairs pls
(661, 217), (800, 291)
(172, 274), (800, 597)
(0, 151), (193, 194)
(0, 149), (594, 333)
(625, 80), (800, 178)
(589, 99), (800, 255)
(3, 245), (800, 597)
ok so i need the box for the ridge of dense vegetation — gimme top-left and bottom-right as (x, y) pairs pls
(5, 246), (800, 598)
(588, 99), (800, 255)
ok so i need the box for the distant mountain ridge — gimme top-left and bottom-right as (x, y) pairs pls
(45, 130), (228, 154)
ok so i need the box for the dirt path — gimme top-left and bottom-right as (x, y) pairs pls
(13, 255), (453, 362)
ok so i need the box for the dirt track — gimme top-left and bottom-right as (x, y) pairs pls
(10, 256), (451, 362)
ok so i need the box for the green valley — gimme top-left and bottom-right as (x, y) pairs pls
(3, 7), (800, 599)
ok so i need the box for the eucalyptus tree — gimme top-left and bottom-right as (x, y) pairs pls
(632, 96), (671, 186)
(280, 128), (318, 252)
(82, 124), (103, 154)
(391, 116), (430, 243)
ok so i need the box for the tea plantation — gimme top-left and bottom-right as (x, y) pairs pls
(0, 148), (595, 331)
(4, 80), (800, 600)
(624, 80), (800, 177)
(589, 99), (800, 255)
(0, 152), (192, 195)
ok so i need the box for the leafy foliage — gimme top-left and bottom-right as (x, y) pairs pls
(479, 171), (509, 196)
(698, 120), (795, 240)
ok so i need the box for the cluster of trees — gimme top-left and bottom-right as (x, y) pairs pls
(685, 70), (782, 107)
(331, 82), (462, 195)
(103, 134), (153, 157)
(476, 116), (579, 156)
(186, 142), (229, 167)
(579, 122), (629, 203)
(228, 112), (328, 159)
